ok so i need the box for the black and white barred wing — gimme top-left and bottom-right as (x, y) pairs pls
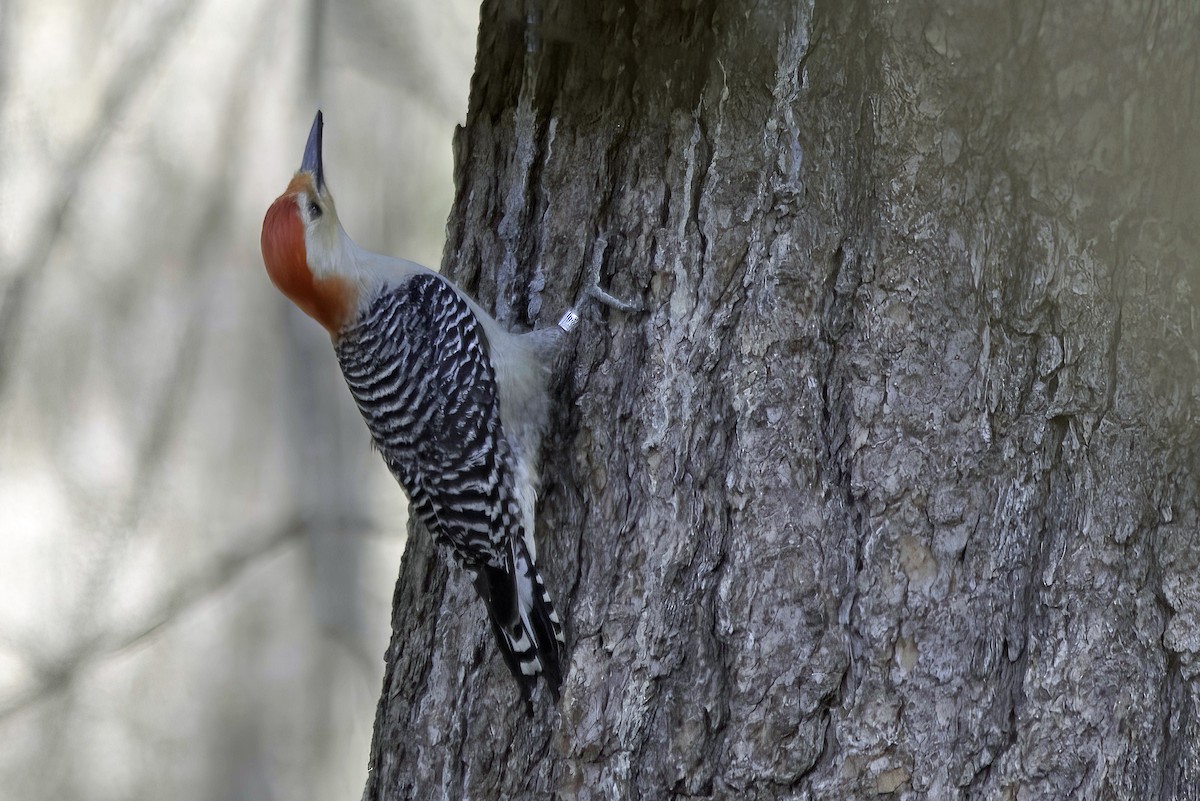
(336, 274), (564, 700)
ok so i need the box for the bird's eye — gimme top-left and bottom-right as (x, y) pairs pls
(308, 199), (322, 219)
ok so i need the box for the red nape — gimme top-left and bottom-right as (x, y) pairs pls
(261, 195), (307, 298)
(260, 191), (356, 335)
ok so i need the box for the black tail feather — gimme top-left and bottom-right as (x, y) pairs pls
(468, 555), (565, 708)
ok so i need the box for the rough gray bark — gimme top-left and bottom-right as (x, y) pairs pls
(362, 1), (1200, 799)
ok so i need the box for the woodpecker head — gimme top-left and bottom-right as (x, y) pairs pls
(261, 111), (359, 336)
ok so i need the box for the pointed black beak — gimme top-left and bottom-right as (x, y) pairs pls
(301, 110), (324, 191)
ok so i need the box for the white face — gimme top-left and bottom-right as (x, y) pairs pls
(261, 173), (360, 335)
(300, 189), (324, 226)
(298, 182), (350, 281)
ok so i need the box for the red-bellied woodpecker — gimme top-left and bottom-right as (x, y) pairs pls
(260, 111), (636, 707)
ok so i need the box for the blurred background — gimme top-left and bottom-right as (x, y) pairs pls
(0, 0), (476, 798)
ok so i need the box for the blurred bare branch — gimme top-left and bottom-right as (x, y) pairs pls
(0, 2), (9, 133)
(0, 0), (198, 399)
(307, 0), (328, 96)
(5, 7), (289, 781)
(61, 2), (277, 647)
(0, 1), (475, 797)
(0, 516), (316, 724)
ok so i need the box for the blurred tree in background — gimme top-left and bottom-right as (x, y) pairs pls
(0, 1), (475, 799)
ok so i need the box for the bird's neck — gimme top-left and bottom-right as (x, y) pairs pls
(262, 201), (360, 337)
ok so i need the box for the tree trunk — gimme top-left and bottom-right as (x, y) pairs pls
(362, 1), (1200, 798)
